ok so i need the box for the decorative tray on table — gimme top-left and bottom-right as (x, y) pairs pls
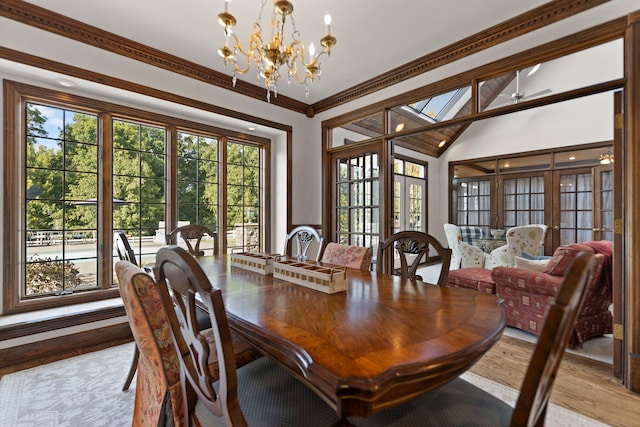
(273, 259), (347, 294)
(229, 252), (279, 275)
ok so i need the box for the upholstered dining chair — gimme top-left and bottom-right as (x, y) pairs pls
(115, 260), (186, 426)
(154, 246), (342, 426)
(348, 251), (596, 426)
(320, 242), (373, 270)
(113, 230), (152, 391)
(166, 224), (218, 257)
(376, 231), (451, 285)
(443, 223), (488, 270)
(283, 225), (324, 262)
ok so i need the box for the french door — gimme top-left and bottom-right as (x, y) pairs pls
(550, 166), (613, 249)
(394, 176), (426, 233)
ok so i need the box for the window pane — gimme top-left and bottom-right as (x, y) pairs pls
(25, 103), (101, 296)
(226, 140), (262, 253)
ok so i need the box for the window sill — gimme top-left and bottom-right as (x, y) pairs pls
(0, 298), (125, 343)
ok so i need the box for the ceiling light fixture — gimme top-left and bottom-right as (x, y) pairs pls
(599, 153), (614, 165)
(217, 0), (336, 102)
(438, 140), (447, 148)
(527, 63), (541, 77)
(394, 123), (405, 132)
(55, 78), (76, 88)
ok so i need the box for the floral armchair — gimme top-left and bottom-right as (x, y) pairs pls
(444, 223), (488, 270)
(485, 224), (547, 268)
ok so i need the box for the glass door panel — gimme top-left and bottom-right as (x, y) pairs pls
(552, 168), (594, 247)
(593, 165), (614, 241)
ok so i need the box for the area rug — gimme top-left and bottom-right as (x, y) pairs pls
(0, 343), (135, 427)
(0, 343), (606, 426)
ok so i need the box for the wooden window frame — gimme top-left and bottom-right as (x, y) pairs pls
(3, 80), (270, 314)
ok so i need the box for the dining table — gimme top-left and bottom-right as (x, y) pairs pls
(197, 255), (506, 419)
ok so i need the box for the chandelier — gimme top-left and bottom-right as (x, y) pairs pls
(217, 0), (336, 102)
(599, 153), (614, 165)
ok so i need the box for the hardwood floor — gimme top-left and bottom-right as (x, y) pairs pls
(470, 335), (640, 427)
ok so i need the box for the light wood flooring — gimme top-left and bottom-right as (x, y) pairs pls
(470, 335), (640, 427)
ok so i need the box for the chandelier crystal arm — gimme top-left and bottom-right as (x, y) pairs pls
(216, 0), (337, 101)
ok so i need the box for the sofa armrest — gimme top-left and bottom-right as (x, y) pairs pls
(491, 266), (563, 296)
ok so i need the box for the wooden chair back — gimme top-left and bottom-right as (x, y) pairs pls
(511, 251), (596, 426)
(114, 231), (137, 265)
(166, 224), (218, 257)
(114, 231), (142, 391)
(376, 231), (451, 285)
(155, 245), (246, 426)
(283, 225), (324, 262)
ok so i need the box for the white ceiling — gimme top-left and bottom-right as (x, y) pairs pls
(22, 0), (550, 104)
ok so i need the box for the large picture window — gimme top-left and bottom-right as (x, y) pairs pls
(4, 82), (269, 313)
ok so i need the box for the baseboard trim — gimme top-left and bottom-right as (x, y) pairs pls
(0, 322), (133, 376)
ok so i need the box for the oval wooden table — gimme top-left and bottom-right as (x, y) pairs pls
(198, 256), (505, 418)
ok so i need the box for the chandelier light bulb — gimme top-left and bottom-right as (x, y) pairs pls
(217, 0), (336, 102)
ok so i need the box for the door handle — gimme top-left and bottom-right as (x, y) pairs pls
(553, 226), (560, 230)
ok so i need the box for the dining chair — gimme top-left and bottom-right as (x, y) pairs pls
(283, 225), (324, 262)
(113, 230), (152, 391)
(166, 224), (218, 256)
(320, 242), (373, 270)
(115, 230), (215, 392)
(154, 245), (343, 427)
(349, 251), (596, 426)
(376, 231), (452, 285)
(115, 260), (187, 426)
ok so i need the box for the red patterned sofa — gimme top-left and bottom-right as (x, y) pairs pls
(444, 267), (496, 294)
(491, 242), (613, 347)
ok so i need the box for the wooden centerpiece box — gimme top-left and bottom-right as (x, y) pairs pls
(229, 252), (279, 275)
(273, 259), (347, 294)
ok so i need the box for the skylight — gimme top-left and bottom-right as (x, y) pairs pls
(406, 88), (467, 122)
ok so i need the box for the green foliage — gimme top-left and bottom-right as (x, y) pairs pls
(25, 105), (262, 247)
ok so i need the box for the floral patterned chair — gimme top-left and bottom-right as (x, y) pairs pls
(116, 261), (186, 426)
(320, 242), (373, 270)
(116, 260), (262, 426)
(443, 223), (489, 270)
(485, 224), (547, 268)
(491, 242), (612, 347)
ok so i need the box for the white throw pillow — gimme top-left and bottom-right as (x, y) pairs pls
(514, 256), (549, 272)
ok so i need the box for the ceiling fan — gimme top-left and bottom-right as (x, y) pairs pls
(495, 67), (552, 106)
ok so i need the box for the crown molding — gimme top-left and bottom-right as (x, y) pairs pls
(0, 0), (310, 115)
(1, 0), (609, 117)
